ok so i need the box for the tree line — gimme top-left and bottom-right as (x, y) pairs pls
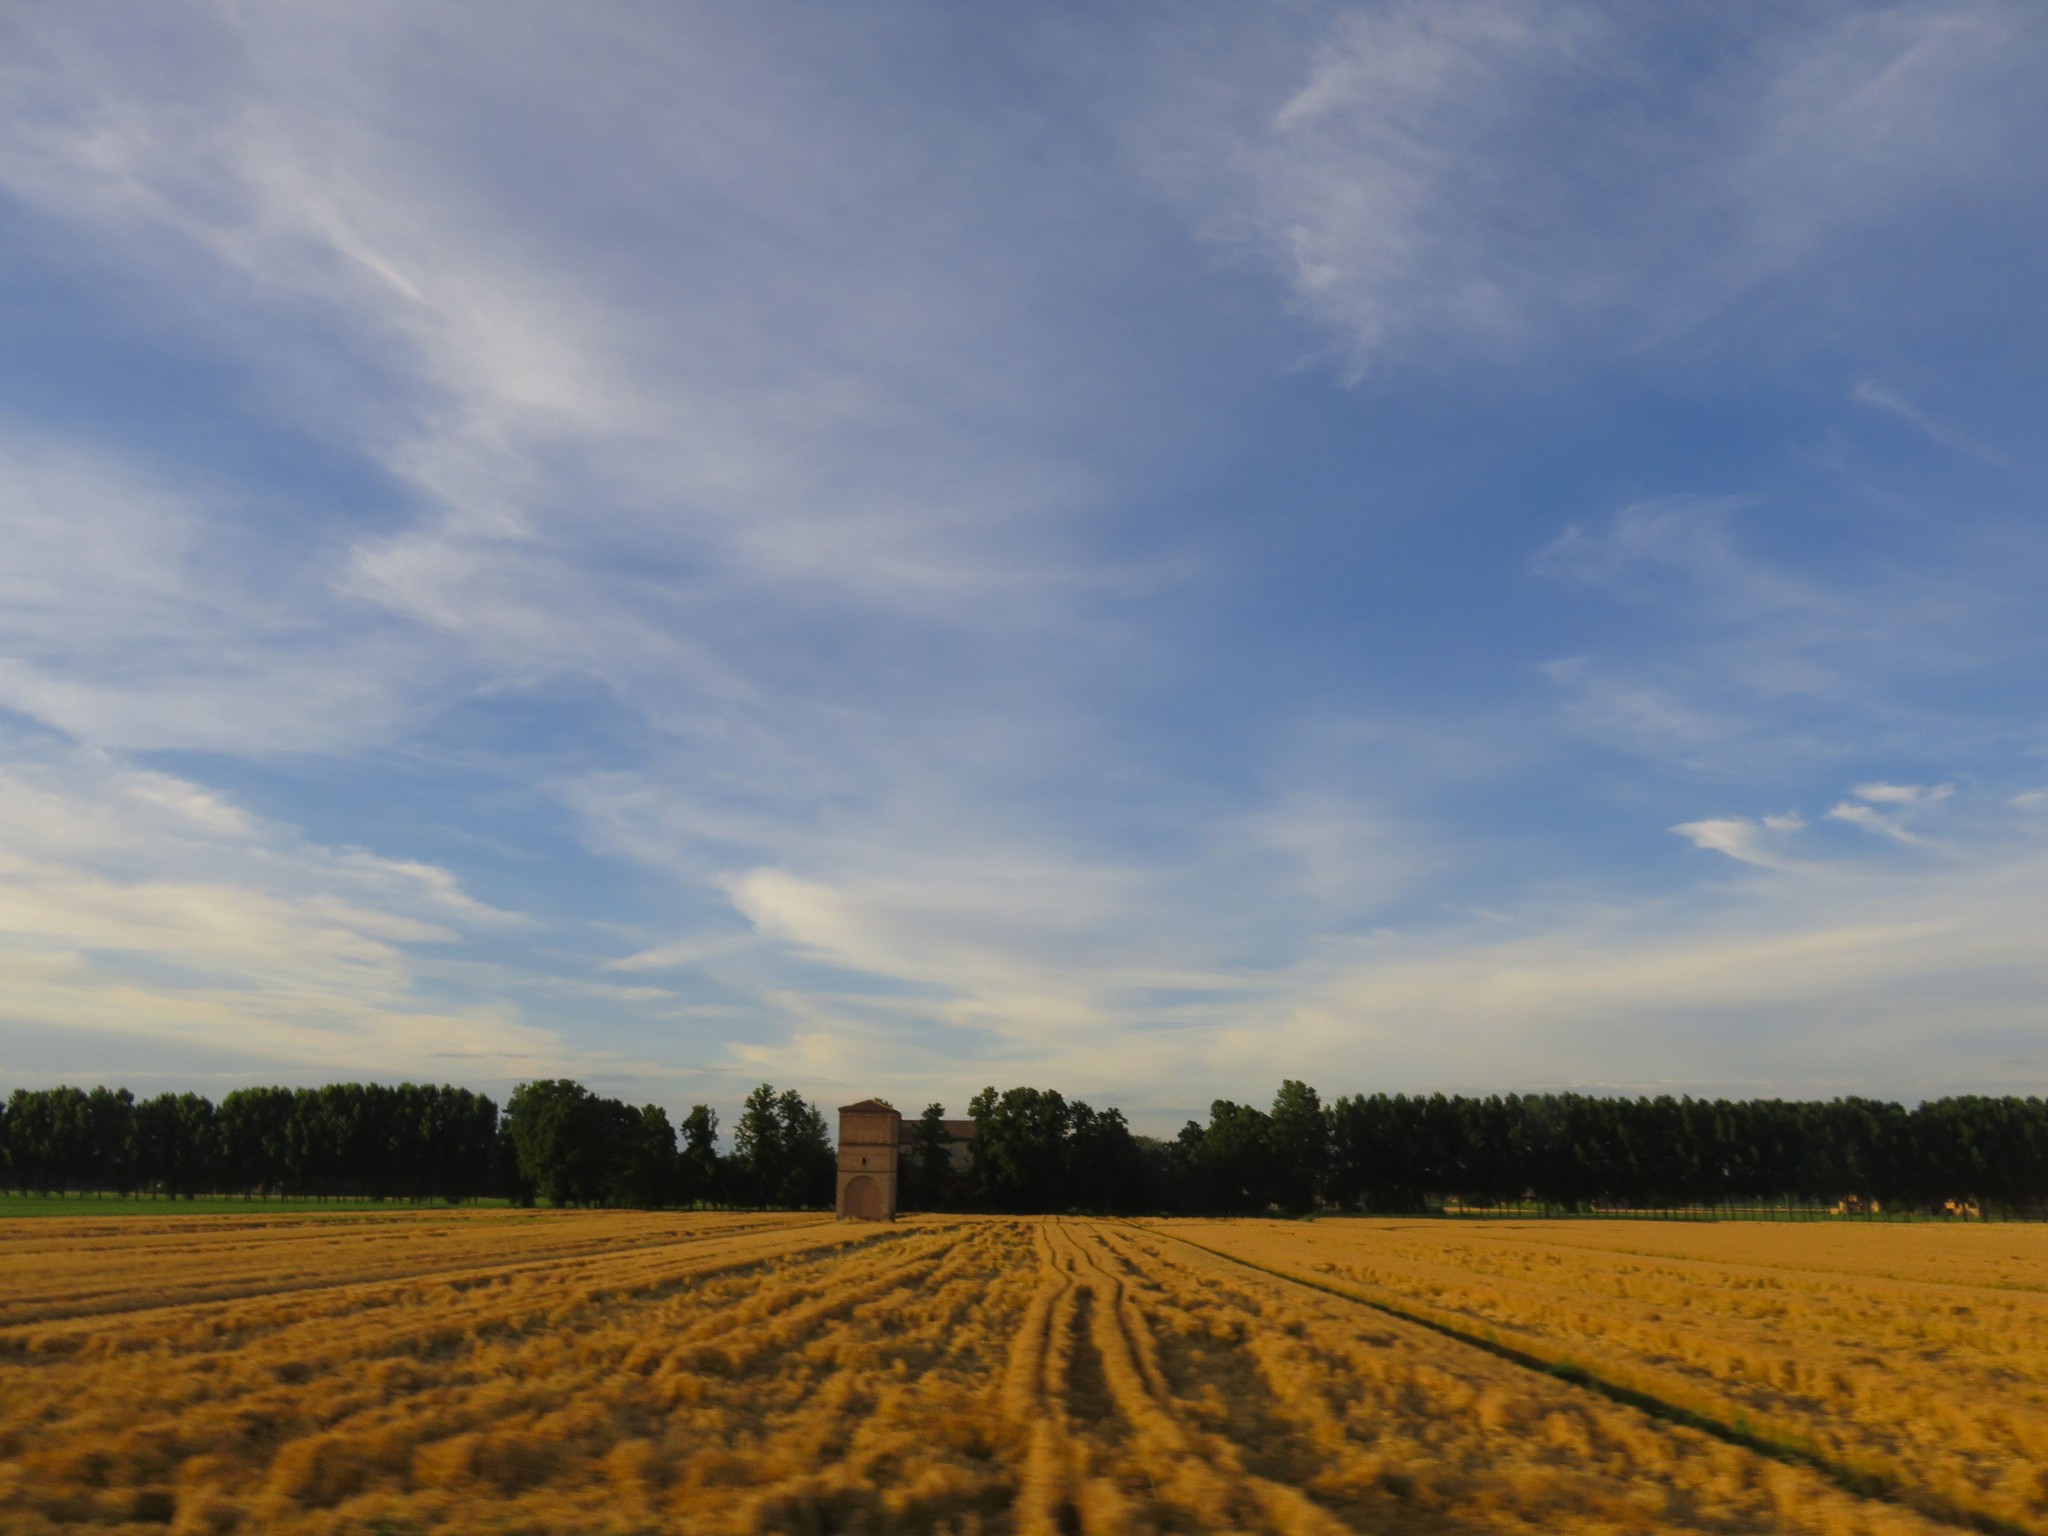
(498, 1080), (832, 1209)
(1161, 1085), (2048, 1217)
(0, 1080), (829, 1209)
(5, 1078), (2044, 1215)
(0, 1083), (501, 1201)
(903, 1085), (2048, 1217)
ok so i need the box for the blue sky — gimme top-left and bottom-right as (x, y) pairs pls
(2, 2), (2045, 1131)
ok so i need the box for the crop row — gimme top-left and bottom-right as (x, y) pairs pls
(1, 1212), (2017, 1534)
(1, 1214), (1023, 1533)
(1011, 1220), (1956, 1535)
(1168, 1217), (2048, 1533)
(0, 1208), (827, 1327)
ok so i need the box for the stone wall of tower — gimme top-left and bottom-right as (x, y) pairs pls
(835, 1102), (902, 1220)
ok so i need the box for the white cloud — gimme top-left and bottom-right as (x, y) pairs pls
(1826, 782), (1954, 845)
(0, 5), (2040, 1119)
(1539, 657), (1750, 765)
(561, 747), (2048, 1114)
(1827, 801), (1924, 845)
(0, 739), (562, 1078)
(1671, 817), (1789, 869)
(1852, 380), (2004, 463)
(0, 434), (439, 753)
(1175, 793), (2048, 1105)
(603, 935), (762, 975)
(1852, 781), (1953, 806)
(0, 5), (1168, 770)
(1529, 500), (1859, 768)
(702, 809), (2048, 1112)
(1530, 480), (2036, 780)
(1144, 2), (2045, 370)
(559, 744), (1431, 1105)
(1532, 497), (1809, 612)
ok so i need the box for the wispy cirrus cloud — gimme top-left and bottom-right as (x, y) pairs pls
(0, 4), (1163, 762)
(0, 735), (568, 1080)
(1528, 486), (2046, 783)
(1853, 380), (2006, 464)
(0, 433), (442, 753)
(684, 779), (2048, 1113)
(1827, 781), (1953, 845)
(1262, 828), (2048, 1101)
(1853, 781), (1953, 807)
(1139, 1), (2047, 372)
(1671, 815), (1804, 870)
(0, 3), (2043, 1117)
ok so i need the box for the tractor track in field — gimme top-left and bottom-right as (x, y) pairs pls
(1133, 1220), (2036, 1536)
(0, 1214), (867, 1335)
(6, 1213), (2034, 1536)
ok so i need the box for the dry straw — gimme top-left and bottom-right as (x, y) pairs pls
(0, 1208), (2036, 1533)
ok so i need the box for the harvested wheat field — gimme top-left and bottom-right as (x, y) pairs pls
(1, 1210), (2038, 1535)
(1162, 1216), (2048, 1534)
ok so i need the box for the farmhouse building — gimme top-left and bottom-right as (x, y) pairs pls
(835, 1100), (976, 1221)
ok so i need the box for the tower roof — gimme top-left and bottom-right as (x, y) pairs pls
(838, 1098), (899, 1115)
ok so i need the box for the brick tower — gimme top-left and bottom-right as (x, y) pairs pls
(836, 1099), (901, 1220)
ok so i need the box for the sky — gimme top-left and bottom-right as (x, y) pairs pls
(1, 1), (2045, 1133)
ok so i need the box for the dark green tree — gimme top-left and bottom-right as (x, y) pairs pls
(968, 1086), (1071, 1212)
(732, 1083), (786, 1207)
(619, 1104), (679, 1208)
(1192, 1099), (1276, 1213)
(505, 1079), (622, 1206)
(774, 1090), (835, 1208)
(904, 1103), (954, 1211)
(1268, 1079), (1326, 1214)
(1067, 1102), (1146, 1213)
(4, 1088), (66, 1192)
(678, 1104), (721, 1206)
(130, 1092), (217, 1198)
(218, 1087), (294, 1198)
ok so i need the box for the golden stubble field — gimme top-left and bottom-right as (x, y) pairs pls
(2, 1210), (2043, 1535)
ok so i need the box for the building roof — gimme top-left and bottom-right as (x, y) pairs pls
(838, 1098), (899, 1116)
(898, 1118), (976, 1141)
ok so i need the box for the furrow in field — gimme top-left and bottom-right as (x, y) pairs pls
(0, 1218), (921, 1399)
(1165, 1218), (2048, 1535)
(0, 1216), (873, 1361)
(1441, 1219), (2048, 1294)
(0, 1218), (1040, 1536)
(691, 1219), (1035, 1532)
(1053, 1219), (1350, 1535)
(6, 1212), (2031, 1535)
(0, 1207), (780, 1278)
(1003, 1218), (1082, 1536)
(0, 1209), (823, 1326)
(1114, 1221), (1969, 1536)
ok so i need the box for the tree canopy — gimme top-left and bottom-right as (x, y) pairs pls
(4, 1078), (2043, 1216)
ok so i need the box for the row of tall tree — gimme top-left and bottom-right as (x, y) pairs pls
(903, 1087), (1149, 1214)
(897, 1085), (2048, 1216)
(1160, 1085), (2048, 1216)
(0, 1081), (828, 1208)
(498, 1080), (830, 1209)
(6, 1080), (2044, 1214)
(0, 1083), (500, 1201)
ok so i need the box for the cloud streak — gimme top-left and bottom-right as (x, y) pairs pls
(0, 3), (2042, 1117)
(0, 737), (566, 1080)
(1144, 1), (2047, 372)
